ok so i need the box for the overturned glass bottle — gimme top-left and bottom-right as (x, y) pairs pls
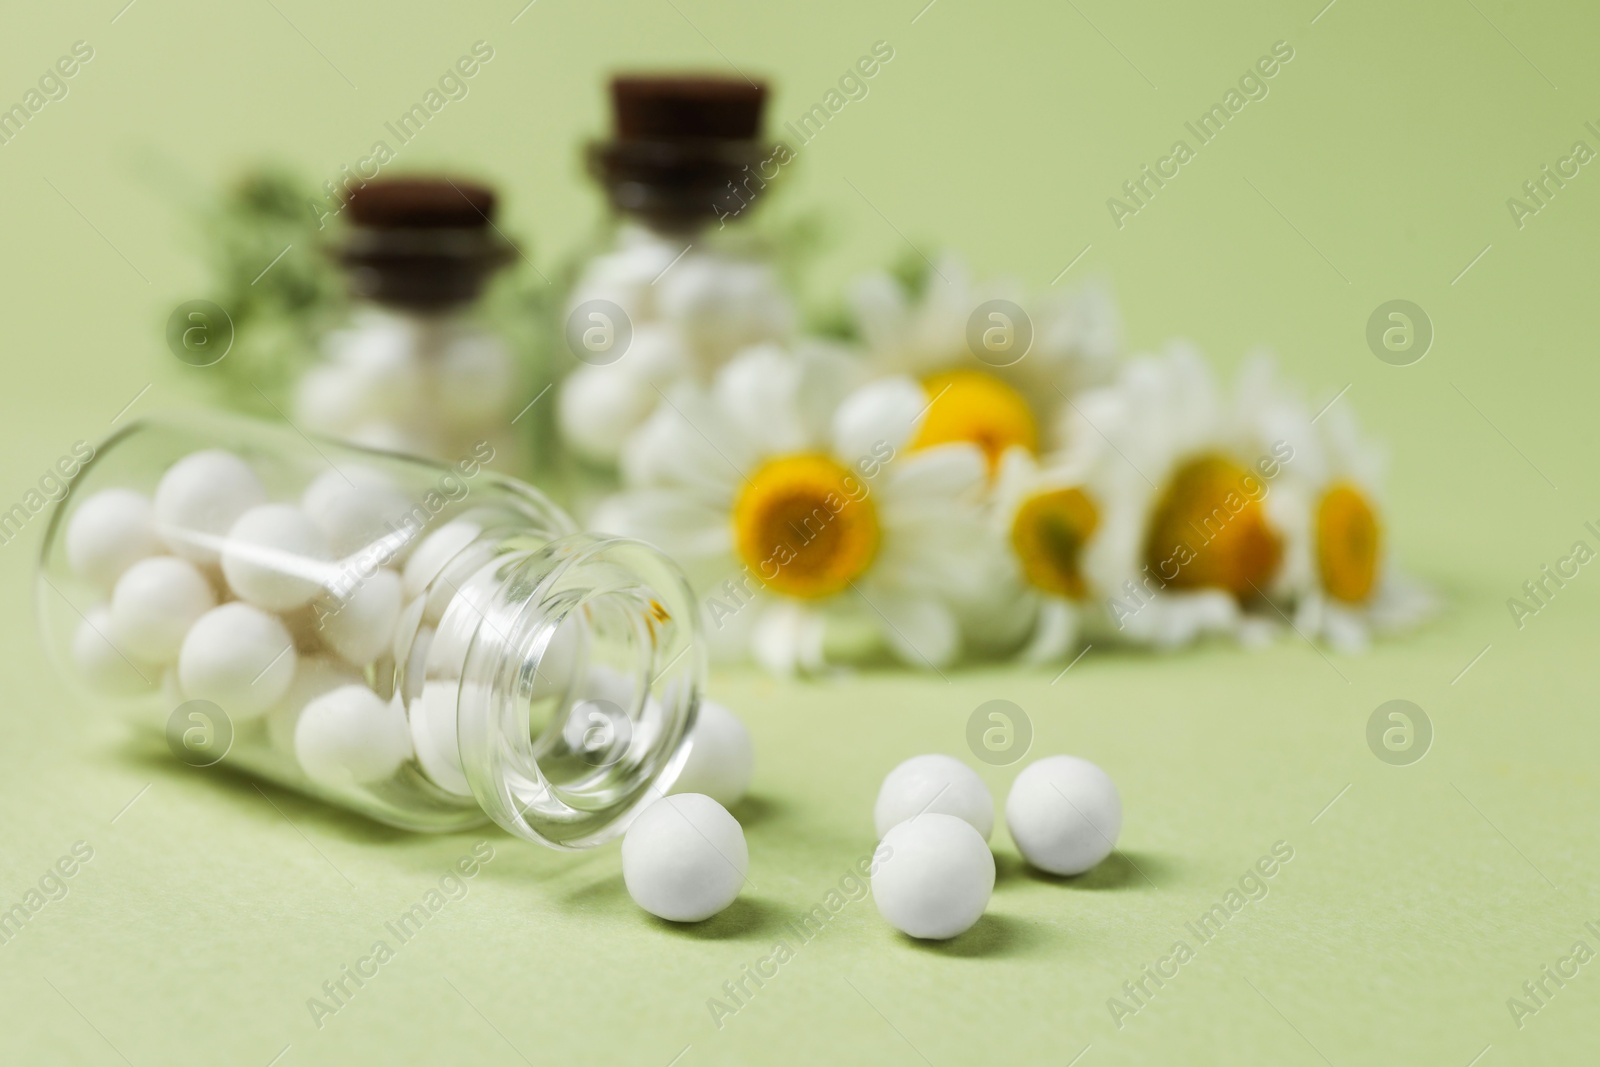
(38, 412), (700, 849)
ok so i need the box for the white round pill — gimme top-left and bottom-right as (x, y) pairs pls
(410, 679), (472, 796)
(557, 363), (657, 465)
(401, 521), (493, 629)
(302, 466), (414, 558)
(874, 754), (994, 841)
(294, 363), (366, 436)
(570, 238), (679, 318)
(402, 521), (482, 601)
(177, 603), (297, 719)
(620, 323), (692, 383)
(221, 504), (331, 612)
(295, 684), (413, 786)
(153, 450), (268, 564)
(670, 700), (753, 808)
(65, 489), (163, 588)
(622, 793), (747, 923)
(400, 625), (434, 702)
(330, 321), (424, 420)
(72, 607), (156, 695)
(1005, 755), (1122, 876)
(266, 655), (362, 754)
(419, 541), (496, 627)
(872, 813), (995, 940)
(317, 568), (402, 667)
(658, 257), (793, 360)
(109, 556), (216, 664)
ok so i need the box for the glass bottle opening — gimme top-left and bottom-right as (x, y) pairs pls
(453, 535), (701, 849)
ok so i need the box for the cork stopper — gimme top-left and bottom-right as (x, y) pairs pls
(589, 73), (779, 232)
(611, 76), (766, 140)
(345, 177), (497, 230)
(334, 176), (512, 313)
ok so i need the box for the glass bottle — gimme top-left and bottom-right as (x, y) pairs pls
(36, 411), (701, 850)
(294, 176), (529, 471)
(557, 74), (796, 476)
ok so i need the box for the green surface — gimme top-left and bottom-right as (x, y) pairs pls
(3, 0), (1599, 1063)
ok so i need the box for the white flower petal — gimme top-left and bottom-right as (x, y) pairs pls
(1019, 597), (1081, 664)
(878, 443), (986, 505)
(856, 583), (960, 669)
(1322, 605), (1370, 654)
(713, 343), (811, 456)
(847, 273), (911, 356)
(750, 601), (826, 676)
(794, 341), (863, 444)
(588, 490), (730, 563)
(1024, 281), (1122, 393)
(832, 376), (928, 463)
(620, 390), (750, 498)
(905, 254), (975, 365)
(1237, 615), (1279, 650)
(949, 559), (1035, 657)
(558, 363), (659, 465)
(657, 254), (795, 365)
(1107, 590), (1238, 650)
(1368, 569), (1436, 632)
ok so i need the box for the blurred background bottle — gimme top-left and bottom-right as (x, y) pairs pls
(556, 74), (796, 493)
(293, 176), (534, 470)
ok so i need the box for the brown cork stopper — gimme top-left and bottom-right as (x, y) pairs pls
(345, 177), (496, 230)
(610, 75), (766, 140)
(335, 176), (511, 312)
(590, 72), (779, 231)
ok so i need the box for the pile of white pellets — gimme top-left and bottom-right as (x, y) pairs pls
(63, 444), (760, 818)
(868, 753), (1121, 939)
(620, 746), (1121, 939)
(295, 310), (517, 463)
(65, 448), (510, 792)
(558, 227), (795, 467)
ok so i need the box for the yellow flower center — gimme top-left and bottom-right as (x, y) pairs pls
(732, 453), (880, 599)
(1316, 482), (1380, 603)
(1010, 487), (1099, 598)
(1143, 454), (1283, 601)
(913, 370), (1037, 470)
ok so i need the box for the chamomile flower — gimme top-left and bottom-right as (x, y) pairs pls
(557, 225), (795, 465)
(1265, 387), (1433, 653)
(1058, 343), (1298, 649)
(954, 446), (1108, 663)
(848, 252), (1121, 471)
(593, 342), (990, 675)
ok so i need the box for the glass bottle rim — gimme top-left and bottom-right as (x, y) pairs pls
(451, 532), (703, 850)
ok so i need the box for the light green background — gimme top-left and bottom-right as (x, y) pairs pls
(3, 0), (1597, 1063)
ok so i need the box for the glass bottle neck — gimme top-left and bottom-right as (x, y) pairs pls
(447, 533), (703, 849)
(338, 223), (510, 313)
(615, 216), (706, 244)
(346, 302), (478, 341)
(611, 217), (782, 264)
